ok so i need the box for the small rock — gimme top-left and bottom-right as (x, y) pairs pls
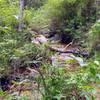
(70, 55), (87, 67)
(36, 35), (48, 43)
(94, 61), (100, 65)
(51, 53), (74, 67)
(31, 37), (40, 45)
(31, 35), (48, 44)
(51, 53), (87, 67)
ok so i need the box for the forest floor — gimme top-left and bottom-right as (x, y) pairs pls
(0, 33), (100, 100)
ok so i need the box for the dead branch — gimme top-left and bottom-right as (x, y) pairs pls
(49, 45), (89, 57)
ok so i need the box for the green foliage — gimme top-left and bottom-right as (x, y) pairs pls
(0, 0), (19, 28)
(34, 57), (99, 100)
(30, 0), (96, 35)
(23, 9), (34, 26)
(0, 0), (34, 30)
(0, 90), (30, 100)
(88, 20), (100, 52)
(0, 0), (48, 73)
(0, 0), (99, 100)
(24, 0), (46, 9)
(0, 90), (15, 100)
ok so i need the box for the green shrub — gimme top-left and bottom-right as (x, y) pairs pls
(24, 0), (46, 9)
(23, 9), (35, 26)
(30, 0), (96, 34)
(0, 0), (19, 28)
(88, 20), (100, 52)
(36, 61), (99, 100)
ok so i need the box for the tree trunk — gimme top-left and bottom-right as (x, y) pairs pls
(18, 0), (24, 31)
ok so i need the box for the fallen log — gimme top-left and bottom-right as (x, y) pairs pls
(49, 46), (89, 57)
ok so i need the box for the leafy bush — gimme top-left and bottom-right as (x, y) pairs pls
(24, 0), (46, 9)
(0, 0), (19, 28)
(30, 0), (96, 35)
(23, 9), (35, 26)
(0, 1), (99, 100)
(88, 20), (100, 52)
(0, 0), (35, 30)
(35, 60), (99, 100)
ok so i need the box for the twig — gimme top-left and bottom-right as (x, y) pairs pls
(64, 41), (73, 50)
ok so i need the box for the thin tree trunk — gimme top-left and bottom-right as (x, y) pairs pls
(18, 0), (24, 31)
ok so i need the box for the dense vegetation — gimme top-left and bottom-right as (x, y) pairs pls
(0, 0), (100, 100)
